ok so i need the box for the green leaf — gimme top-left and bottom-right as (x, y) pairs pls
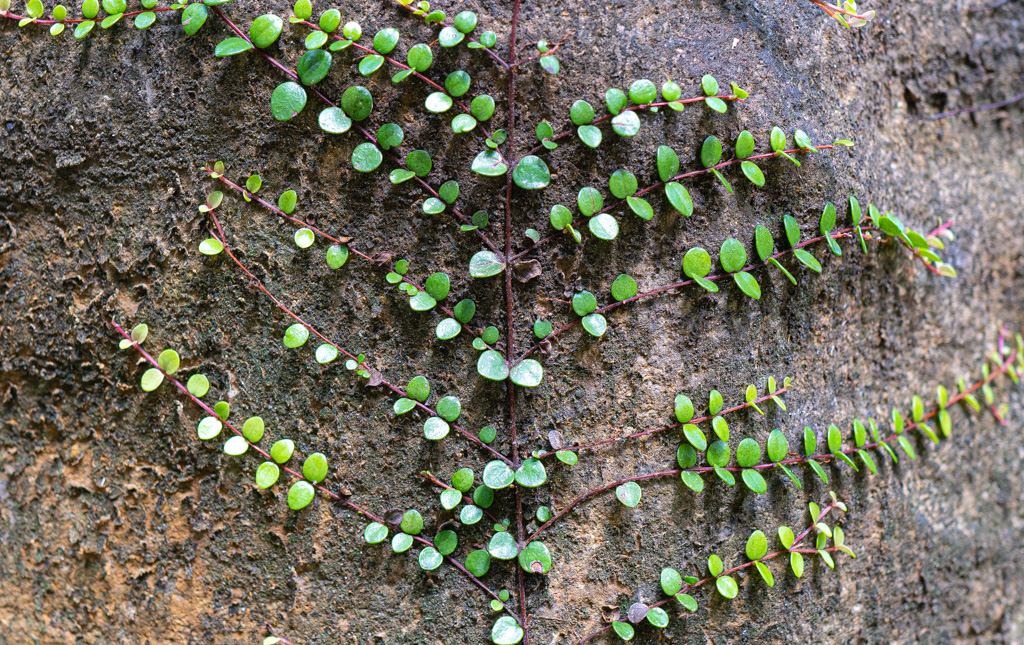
(736, 438), (761, 467)
(791, 551), (805, 577)
(611, 274), (638, 301)
(436, 396), (461, 422)
(294, 228), (315, 248)
(615, 481), (642, 507)
(626, 196), (653, 220)
(512, 155), (551, 190)
(660, 567), (683, 596)
(556, 450), (578, 465)
(181, 2), (207, 35)
(406, 375), (429, 402)
(297, 49), (331, 85)
(611, 111), (640, 137)
(716, 575), (738, 599)
(488, 531), (518, 559)
(612, 621), (634, 641)
(742, 469), (767, 493)
(439, 25), (464, 47)
(793, 249), (822, 273)
(518, 541), (552, 574)
(186, 374), (210, 397)
(372, 27), (399, 53)
(657, 145), (680, 182)
(364, 522), (388, 544)
(418, 546), (443, 570)
(287, 481), (315, 510)
(481, 460), (512, 489)
(754, 225), (775, 262)
(510, 359), (543, 387)
(735, 130), (755, 159)
(675, 395), (694, 423)
(465, 549), (491, 576)
(711, 416), (729, 441)
(577, 125), (602, 148)
(608, 169), (637, 199)
(629, 79), (657, 104)
(683, 424), (707, 451)
(255, 462), (280, 489)
(767, 429), (788, 462)
(676, 593), (698, 612)
(734, 272), (761, 299)
(460, 505), (483, 524)
(666, 182), (693, 216)
(271, 439), (294, 464)
(341, 85), (373, 120)
(588, 214), (619, 240)
(491, 616), (524, 645)
(270, 81), (307, 121)
(570, 100), (595, 125)
(719, 238), (747, 273)
(470, 251), (505, 278)
(325, 244), (349, 269)
(741, 161), (765, 186)
(351, 142), (382, 172)
(424, 91), (453, 113)
(215, 36), (252, 56)
(808, 460), (829, 483)
(681, 470), (704, 492)
(577, 187), (604, 216)
(400, 509), (423, 535)
(605, 88), (627, 115)
(282, 323), (309, 348)
(302, 452), (328, 482)
(407, 43), (433, 71)
(477, 350), (509, 381)
(646, 607), (669, 628)
(242, 416), (265, 442)
(701, 136), (722, 168)
(746, 530), (768, 560)
(436, 318), (461, 340)
(223, 436), (248, 457)
(572, 291), (597, 316)
(471, 94), (495, 120)
(701, 74), (719, 95)
(754, 561), (775, 587)
(252, 12), (288, 46)
(471, 150), (508, 177)
(582, 314), (607, 337)
(196, 416), (221, 440)
(358, 55), (384, 75)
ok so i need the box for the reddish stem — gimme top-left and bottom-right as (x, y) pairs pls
(387, 0), (510, 69)
(527, 349), (1017, 545)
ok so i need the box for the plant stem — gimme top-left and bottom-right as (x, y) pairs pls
(108, 317), (521, 623)
(204, 212), (513, 465)
(533, 387), (792, 459)
(526, 347), (1018, 545)
(388, 0), (510, 70)
(513, 223), (944, 365)
(512, 143), (837, 261)
(420, 471), (502, 524)
(504, 1), (529, 641)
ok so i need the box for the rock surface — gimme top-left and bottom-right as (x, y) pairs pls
(1, 0), (1023, 643)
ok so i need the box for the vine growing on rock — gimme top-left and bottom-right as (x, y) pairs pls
(13, 0), (1022, 643)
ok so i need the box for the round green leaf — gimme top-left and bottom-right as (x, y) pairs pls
(518, 540), (552, 574)
(512, 155), (551, 190)
(611, 274), (637, 301)
(158, 349), (180, 375)
(665, 182), (693, 216)
(465, 549), (491, 576)
(425, 91), (453, 113)
(611, 110), (640, 137)
(647, 607), (669, 628)
(767, 429), (788, 462)
(471, 94), (495, 120)
(214, 37), (252, 57)
(302, 452), (328, 482)
(660, 567), (683, 596)
(719, 238), (747, 273)
(435, 530), (458, 555)
(181, 2), (207, 35)
(454, 10), (477, 32)
(287, 481), (315, 510)
(471, 150), (508, 177)
(736, 437), (761, 467)
(608, 169), (638, 199)
(392, 532), (413, 552)
(296, 49), (331, 85)
(746, 530), (768, 560)
(283, 323), (309, 348)
(400, 509), (423, 535)
(657, 145), (680, 182)
(716, 575), (739, 599)
(255, 461), (280, 489)
(628, 79), (657, 104)
(582, 314), (607, 337)
(589, 214), (618, 240)
(364, 521), (388, 543)
(675, 394), (694, 423)
(372, 27), (398, 53)
(197, 416), (222, 440)
(270, 82), (306, 121)
(460, 504), (483, 524)
(340, 85), (373, 120)
(242, 416), (265, 442)
(677, 443), (697, 468)
(742, 469), (767, 493)
(577, 125), (602, 148)
(701, 135), (723, 168)
(488, 531), (518, 560)
(615, 481), (641, 507)
(418, 546), (443, 570)
(187, 374), (210, 397)
(483, 460), (514, 489)
(510, 359), (543, 387)
(612, 621), (634, 641)
(424, 416), (450, 440)
(741, 161), (765, 186)
(407, 43), (433, 71)
(735, 130), (755, 159)
(683, 247), (712, 278)
(570, 99), (594, 125)
(445, 70), (471, 97)
(514, 458), (547, 487)
(707, 440), (731, 467)
(491, 616), (524, 644)
(294, 227), (315, 248)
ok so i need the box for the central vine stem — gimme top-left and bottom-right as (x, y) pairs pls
(504, 0), (528, 642)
